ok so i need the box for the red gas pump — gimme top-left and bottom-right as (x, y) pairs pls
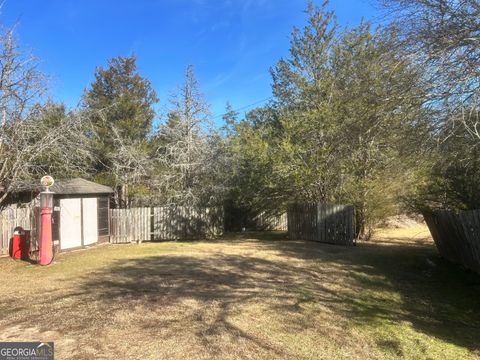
(11, 227), (24, 260)
(10, 227), (30, 260)
(38, 176), (55, 266)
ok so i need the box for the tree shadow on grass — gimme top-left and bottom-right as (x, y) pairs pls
(2, 232), (480, 357)
(255, 234), (480, 352)
(89, 235), (479, 354)
(72, 253), (345, 357)
(3, 251), (339, 357)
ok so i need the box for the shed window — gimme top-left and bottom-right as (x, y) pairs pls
(52, 198), (60, 241)
(98, 197), (109, 236)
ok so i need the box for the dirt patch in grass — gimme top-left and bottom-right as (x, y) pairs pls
(0, 226), (479, 359)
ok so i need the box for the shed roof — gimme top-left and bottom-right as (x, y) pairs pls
(49, 178), (114, 195)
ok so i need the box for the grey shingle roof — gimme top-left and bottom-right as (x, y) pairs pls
(49, 178), (114, 195)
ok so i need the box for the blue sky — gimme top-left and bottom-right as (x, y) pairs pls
(2, 0), (378, 123)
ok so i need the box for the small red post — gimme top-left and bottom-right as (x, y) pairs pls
(10, 228), (23, 260)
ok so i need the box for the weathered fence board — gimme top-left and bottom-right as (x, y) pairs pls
(254, 211), (288, 231)
(423, 209), (480, 273)
(224, 204), (287, 232)
(152, 206), (223, 240)
(110, 206), (223, 243)
(110, 207), (151, 244)
(287, 203), (355, 246)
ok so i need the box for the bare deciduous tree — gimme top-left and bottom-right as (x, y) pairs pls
(152, 65), (216, 206)
(380, 0), (480, 140)
(0, 26), (94, 207)
(0, 109), (96, 206)
(0, 25), (46, 127)
(101, 120), (151, 207)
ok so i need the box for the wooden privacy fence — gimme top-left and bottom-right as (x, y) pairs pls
(287, 203), (355, 246)
(223, 204), (287, 232)
(111, 208), (151, 244)
(423, 209), (480, 274)
(254, 211), (288, 231)
(110, 206), (224, 243)
(0, 206), (35, 255)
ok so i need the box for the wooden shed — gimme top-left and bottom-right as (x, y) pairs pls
(49, 178), (113, 251)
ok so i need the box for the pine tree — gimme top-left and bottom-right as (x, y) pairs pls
(83, 54), (158, 143)
(232, 1), (429, 238)
(82, 54), (158, 206)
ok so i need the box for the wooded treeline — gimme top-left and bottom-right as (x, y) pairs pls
(0, 0), (478, 239)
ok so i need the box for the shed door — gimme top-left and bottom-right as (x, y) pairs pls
(60, 198), (82, 249)
(82, 198), (98, 246)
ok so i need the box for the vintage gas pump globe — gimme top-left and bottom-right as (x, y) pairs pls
(40, 175), (54, 208)
(40, 175), (55, 188)
(38, 175), (54, 265)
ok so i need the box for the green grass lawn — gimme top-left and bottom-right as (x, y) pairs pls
(0, 226), (479, 359)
